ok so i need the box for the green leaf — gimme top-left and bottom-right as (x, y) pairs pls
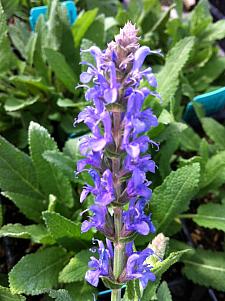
(2, 191), (45, 223)
(179, 127), (201, 152)
(10, 76), (52, 93)
(190, 56), (225, 91)
(157, 281), (172, 301)
(57, 98), (86, 108)
(28, 122), (73, 207)
(182, 248), (225, 292)
(150, 163), (200, 233)
(190, 0), (212, 36)
(44, 48), (76, 93)
(59, 250), (91, 283)
(200, 151), (225, 191)
(4, 97), (39, 112)
(157, 37), (195, 106)
(1, 0), (19, 18)
(9, 247), (68, 295)
(42, 211), (92, 250)
(0, 224), (53, 244)
(72, 9), (98, 47)
(0, 135), (44, 199)
(65, 282), (97, 301)
(201, 20), (225, 42)
(193, 203), (225, 232)
(142, 250), (189, 301)
(0, 285), (25, 301)
(84, 14), (105, 48)
(43, 150), (75, 182)
(48, 289), (72, 301)
(0, 205), (2, 227)
(201, 117), (225, 150)
(9, 20), (30, 59)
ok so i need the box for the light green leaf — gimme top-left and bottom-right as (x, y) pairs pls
(179, 127), (201, 152)
(201, 20), (225, 42)
(183, 248), (225, 292)
(43, 150), (75, 181)
(72, 9), (98, 47)
(9, 247), (68, 295)
(84, 14), (105, 48)
(28, 122), (73, 207)
(2, 191), (45, 223)
(193, 203), (225, 232)
(0, 285), (25, 301)
(150, 163), (200, 233)
(65, 282), (97, 301)
(42, 211), (92, 250)
(0, 224), (53, 244)
(157, 281), (172, 301)
(44, 48), (76, 93)
(4, 97), (39, 112)
(59, 250), (91, 283)
(48, 289), (72, 301)
(0, 135), (44, 199)
(190, 0), (212, 36)
(9, 20), (30, 59)
(200, 151), (225, 191)
(10, 76), (52, 93)
(201, 117), (225, 150)
(142, 250), (189, 301)
(190, 56), (225, 91)
(157, 37), (195, 106)
(57, 98), (86, 108)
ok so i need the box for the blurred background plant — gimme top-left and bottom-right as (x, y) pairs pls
(0, 0), (225, 301)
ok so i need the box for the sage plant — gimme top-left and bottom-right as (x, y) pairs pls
(75, 22), (161, 301)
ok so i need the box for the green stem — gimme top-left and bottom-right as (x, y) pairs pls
(111, 289), (121, 301)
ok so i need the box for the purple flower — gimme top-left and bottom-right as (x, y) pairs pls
(125, 247), (156, 288)
(85, 239), (113, 287)
(80, 169), (115, 205)
(123, 198), (155, 236)
(126, 168), (152, 200)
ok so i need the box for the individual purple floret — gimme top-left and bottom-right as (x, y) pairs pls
(75, 22), (160, 300)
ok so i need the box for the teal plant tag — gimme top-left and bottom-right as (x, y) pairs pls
(183, 87), (225, 123)
(29, 1), (77, 31)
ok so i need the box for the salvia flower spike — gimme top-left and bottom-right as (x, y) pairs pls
(75, 22), (161, 301)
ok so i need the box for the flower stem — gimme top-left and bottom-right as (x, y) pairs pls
(111, 289), (121, 301)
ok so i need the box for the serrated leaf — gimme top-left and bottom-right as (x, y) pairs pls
(200, 151), (225, 191)
(43, 150), (75, 182)
(193, 203), (225, 232)
(72, 9), (98, 47)
(142, 250), (189, 301)
(182, 248), (225, 292)
(190, 56), (225, 91)
(157, 281), (172, 301)
(28, 122), (73, 207)
(9, 247), (68, 295)
(0, 285), (25, 301)
(0, 223), (53, 244)
(43, 211), (92, 250)
(48, 289), (72, 301)
(4, 97), (39, 112)
(201, 117), (225, 150)
(59, 250), (91, 283)
(0, 135), (44, 200)
(44, 48), (76, 93)
(2, 191), (45, 223)
(157, 37), (195, 106)
(150, 163), (200, 233)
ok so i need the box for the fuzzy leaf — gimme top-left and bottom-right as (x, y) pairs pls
(0, 286), (25, 301)
(42, 211), (92, 250)
(150, 163), (200, 233)
(193, 203), (225, 232)
(48, 289), (73, 301)
(0, 135), (44, 200)
(44, 48), (76, 93)
(28, 122), (73, 207)
(201, 117), (225, 150)
(157, 281), (172, 301)
(142, 250), (189, 301)
(157, 37), (195, 106)
(59, 250), (91, 283)
(4, 97), (39, 112)
(0, 223), (53, 244)
(72, 9), (98, 47)
(183, 249), (225, 292)
(65, 282), (97, 301)
(9, 247), (68, 295)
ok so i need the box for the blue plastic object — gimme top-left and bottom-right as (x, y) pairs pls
(29, 1), (77, 31)
(183, 87), (225, 123)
